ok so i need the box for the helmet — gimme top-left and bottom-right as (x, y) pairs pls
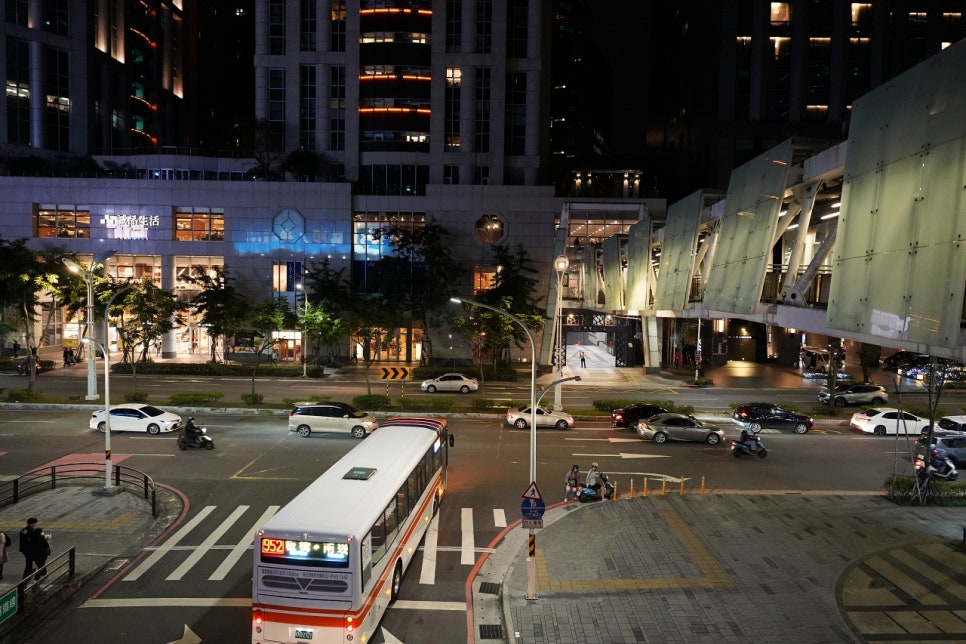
(592, 462), (598, 468)
(188, 417), (195, 422)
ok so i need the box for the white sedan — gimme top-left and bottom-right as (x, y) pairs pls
(506, 405), (574, 430)
(850, 407), (931, 436)
(420, 373), (479, 393)
(89, 404), (183, 434)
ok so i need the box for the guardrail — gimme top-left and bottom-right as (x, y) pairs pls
(0, 463), (159, 516)
(0, 547), (77, 638)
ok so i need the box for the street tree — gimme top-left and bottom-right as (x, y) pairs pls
(247, 296), (296, 399)
(116, 280), (184, 392)
(186, 267), (250, 362)
(345, 294), (405, 395)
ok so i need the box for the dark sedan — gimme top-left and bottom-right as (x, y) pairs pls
(611, 403), (669, 429)
(732, 402), (813, 434)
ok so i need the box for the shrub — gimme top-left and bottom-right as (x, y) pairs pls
(168, 392), (225, 405)
(353, 394), (391, 411)
(6, 388), (43, 402)
(282, 394), (330, 406)
(811, 403), (845, 417)
(884, 474), (966, 506)
(241, 393), (264, 405)
(690, 377), (714, 387)
(395, 397), (455, 412)
(124, 391), (149, 403)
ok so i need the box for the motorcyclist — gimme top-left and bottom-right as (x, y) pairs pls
(585, 462), (602, 492)
(929, 448), (951, 474)
(184, 417), (201, 444)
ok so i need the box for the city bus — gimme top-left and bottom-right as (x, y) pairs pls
(252, 416), (453, 644)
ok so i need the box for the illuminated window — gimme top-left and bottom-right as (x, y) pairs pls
(107, 255), (162, 283)
(851, 3), (872, 24)
(770, 3), (790, 23)
(34, 204), (90, 238)
(472, 265), (499, 294)
(474, 214), (505, 245)
(174, 207), (225, 241)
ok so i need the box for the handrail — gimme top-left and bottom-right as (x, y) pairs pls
(0, 463), (158, 516)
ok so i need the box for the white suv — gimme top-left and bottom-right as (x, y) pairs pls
(288, 402), (378, 439)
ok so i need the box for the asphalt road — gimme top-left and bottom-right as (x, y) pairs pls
(4, 410), (923, 644)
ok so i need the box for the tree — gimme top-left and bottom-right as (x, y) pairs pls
(116, 280), (184, 392)
(186, 267), (250, 362)
(369, 221), (460, 364)
(247, 297), (296, 398)
(345, 295), (405, 395)
(0, 240), (65, 389)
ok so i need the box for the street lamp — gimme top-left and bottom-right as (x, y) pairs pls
(450, 296), (539, 599)
(63, 258), (99, 400)
(296, 283), (309, 377)
(552, 255), (569, 410)
(83, 284), (131, 495)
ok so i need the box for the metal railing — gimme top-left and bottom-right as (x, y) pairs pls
(0, 547), (77, 640)
(0, 463), (158, 516)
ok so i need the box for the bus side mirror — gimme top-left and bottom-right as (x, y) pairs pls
(449, 435), (455, 447)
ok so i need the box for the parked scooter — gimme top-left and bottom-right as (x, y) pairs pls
(177, 425), (214, 450)
(18, 360), (40, 375)
(731, 429), (767, 459)
(914, 448), (958, 481)
(577, 474), (614, 502)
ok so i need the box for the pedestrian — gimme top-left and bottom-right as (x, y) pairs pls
(63, 346), (70, 367)
(19, 517), (38, 579)
(12, 341), (19, 358)
(155, 339), (162, 356)
(68, 347), (75, 365)
(0, 529), (10, 580)
(579, 350), (586, 368)
(564, 464), (581, 502)
(29, 526), (50, 579)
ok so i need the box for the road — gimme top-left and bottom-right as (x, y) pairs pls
(3, 408), (923, 644)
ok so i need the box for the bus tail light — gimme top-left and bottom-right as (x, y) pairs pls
(253, 608), (263, 633)
(346, 615), (354, 632)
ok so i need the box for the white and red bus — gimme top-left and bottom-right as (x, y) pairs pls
(252, 416), (453, 644)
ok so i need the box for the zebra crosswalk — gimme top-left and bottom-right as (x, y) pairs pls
(118, 504), (509, 585)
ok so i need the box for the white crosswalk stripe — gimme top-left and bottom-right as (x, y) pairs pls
(124, 504), (512, 584)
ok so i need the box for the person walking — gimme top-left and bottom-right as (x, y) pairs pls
(564, 464), (581, 502)
(63, 346), (70, 367)
(0, 529), (10, 580)
(19, 517), (38, 579)
(29, 526), (50, 580)
(579, 350), (587, 368)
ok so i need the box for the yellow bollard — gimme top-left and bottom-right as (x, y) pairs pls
(612, 481), (618, 500)
(680, 476), (685, 496)
(643, 477), (649, 497)
(701, 476), (706, 495)
(661, 478), (667, 496)
(629, 478), (635, 499)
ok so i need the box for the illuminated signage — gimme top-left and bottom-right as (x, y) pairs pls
(260, 537), (350, 567)
(101, 214), (161, 240)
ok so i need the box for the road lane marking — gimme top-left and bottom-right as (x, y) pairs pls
(420, 513), (440, 585)
(461, 508), (474, 565)
(210, 505), (279, 581)
(125, 506), (216, 581)
(167, 505), (250, 581)
(83, 598), (252, 608)
(493, 508), (506, 528)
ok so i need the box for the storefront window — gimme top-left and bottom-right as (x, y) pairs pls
(175, 207), (225, 241)
(34, 204), (91, 238)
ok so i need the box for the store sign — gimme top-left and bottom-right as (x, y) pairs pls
(101, 214), (161, 240)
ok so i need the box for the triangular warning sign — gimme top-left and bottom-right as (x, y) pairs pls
(522, 481), (542, 500)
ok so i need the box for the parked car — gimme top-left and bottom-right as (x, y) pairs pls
(635, 413), (726, 445)
(937, 416), (966, 433)
(933, 433), (966, 467)
(849, 407), (931, 436)
(89, 404), (182, 434)
(420, 373), (479, 393)
(732, 402), (813, 434)
(288, 402), (378, 438)
(611, 403), (669, 429)
(817, 383), (888, 407)
(506, 405), (574, 430)
(880, 351), (926, 371)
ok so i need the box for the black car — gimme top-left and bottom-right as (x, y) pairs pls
(611, 403), (669, 429)
(880, 351), (926, 371)
(732, 402), (814, 434)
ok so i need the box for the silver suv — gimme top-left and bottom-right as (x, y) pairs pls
(817, 383), (888, 407)
(288, 402), (378, 438)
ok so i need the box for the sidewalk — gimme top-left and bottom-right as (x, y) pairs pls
(472, 493), (966, 644)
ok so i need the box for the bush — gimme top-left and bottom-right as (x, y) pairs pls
(241, 393), (264, 405)
(282, 394), (330, 406)
(395, 397), (455, 412)
(690, 377), (714, 387)
(884, 474), (966, 506)
(6, 388), (43, 402)
(168, 392), (225, 405)
(353, 394), (391, 411)
(124, 391), (149, 403)
(472, 398), (510, 411)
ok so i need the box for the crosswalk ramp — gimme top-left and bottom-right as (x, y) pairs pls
(119, 504), (511, 585)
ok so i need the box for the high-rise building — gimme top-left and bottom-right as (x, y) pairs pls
(0, 0), (197, 157)
(647, 1), (966, 200)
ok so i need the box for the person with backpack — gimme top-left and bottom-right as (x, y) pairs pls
(564, 464), (581, 502)
(19, 517), (38, 578)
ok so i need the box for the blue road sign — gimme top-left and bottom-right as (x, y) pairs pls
(521, 498), (546, 520)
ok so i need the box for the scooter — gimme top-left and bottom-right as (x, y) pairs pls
(731, 430), (767, 459)
(914, 449), (958, 481)
(177, 426), (214, 450)
(576, 475), (614, 502)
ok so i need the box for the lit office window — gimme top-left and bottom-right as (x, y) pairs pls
(35, 205), (91, 238)
(175, 207), (225, 241)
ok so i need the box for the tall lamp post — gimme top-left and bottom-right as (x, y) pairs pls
(552, 255), (569, 410)
(83, 284), (131, 495)
(296, 283), (309, 377)
(63, 258), (99, 400)
(451, 297), (539, 599)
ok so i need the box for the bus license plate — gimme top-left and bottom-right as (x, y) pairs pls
(294, 628), (313, 639)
